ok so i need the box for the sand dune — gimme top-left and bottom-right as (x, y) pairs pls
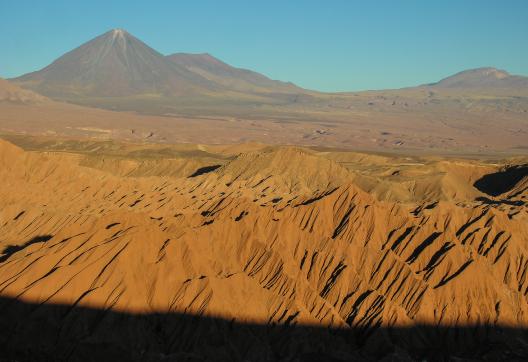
(1, 137), (527, 360)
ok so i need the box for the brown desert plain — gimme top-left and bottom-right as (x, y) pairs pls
(1, 29), (528, 361)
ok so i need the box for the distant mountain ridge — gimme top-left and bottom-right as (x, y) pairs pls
(11, 29), (303, 100)
(429, 67), (528, 89)
(8, 29), (527, 116)
(166, 53), (299, 93)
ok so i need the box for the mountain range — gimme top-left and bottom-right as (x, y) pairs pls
(2, 29), (527, 154)
(12, 29), (302, 101)
(10, 29), (528, 116)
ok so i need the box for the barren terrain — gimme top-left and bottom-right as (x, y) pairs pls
(1, 86), (527, 156)
(0, 136), (527, 360)
(1, 28), (528, 362)
(3, 29), (527, 155)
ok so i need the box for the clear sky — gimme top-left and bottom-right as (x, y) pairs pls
(1, 0), (527, 91)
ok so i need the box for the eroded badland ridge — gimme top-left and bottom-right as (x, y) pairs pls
(1, 137), (528, 360)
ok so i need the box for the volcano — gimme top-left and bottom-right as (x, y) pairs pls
(11, 29), (303, 101)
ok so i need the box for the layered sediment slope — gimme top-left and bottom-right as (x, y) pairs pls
(1, 139), (528, 361)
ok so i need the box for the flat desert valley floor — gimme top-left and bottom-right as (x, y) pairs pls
(1, 82), (528, 156)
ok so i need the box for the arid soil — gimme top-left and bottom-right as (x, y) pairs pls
(2, 27), (528, 362)
(1, 137), (527, 361)
(1, 92), (527, 156)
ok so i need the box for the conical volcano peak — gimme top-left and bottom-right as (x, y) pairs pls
(111, 28), (127, 39)
(11, 28), (301, 100)
(112, 28), (126, 35)
(106, 28), (132, 50)
(10, 28), (221, 97)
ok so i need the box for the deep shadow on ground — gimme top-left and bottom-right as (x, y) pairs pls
(474, 165), (528, 197)
(0, 296), (527, 361)
(0, 235), (53, 263)
(188, 164), (222, 178)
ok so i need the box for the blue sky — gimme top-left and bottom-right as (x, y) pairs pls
(1, 0), (527, 91)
